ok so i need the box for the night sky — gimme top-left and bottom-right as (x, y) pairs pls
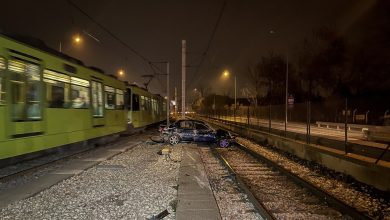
(0, 0), (376, 98)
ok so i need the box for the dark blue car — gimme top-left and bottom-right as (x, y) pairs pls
(160, 119), (234, 147)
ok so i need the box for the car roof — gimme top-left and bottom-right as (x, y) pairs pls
(175, 119), (205, 124)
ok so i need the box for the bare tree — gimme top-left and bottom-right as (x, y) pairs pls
(241, 87), (258, 107)
(296, 27), (348, 99)
(197, 84), (212, 98)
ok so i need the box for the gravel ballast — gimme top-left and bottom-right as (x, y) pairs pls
(199, 147), (263, 220)
(0, 142), (182, 220)
(237, 137), (390, 219)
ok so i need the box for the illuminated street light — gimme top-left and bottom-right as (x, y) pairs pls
(73, 35), (82, 43)
(223, 70), (229, 77)
(118, 69), (125, 77)
(59, 34), (83, 53)
(221, 70), (236, 118)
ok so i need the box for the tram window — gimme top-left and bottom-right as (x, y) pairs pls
(132, 94), (140, 111)
(144, 97), (149, 111)
(145, 97), (151, 112)
(70, 77), (90, 109)
(44, 69), (70, 108)
(116, 89), (124, 110)
(125, 88), (131, 109)
(152, 99), (156, 113)
(91, 81), (103, 117)
(9, 59), (42, 121)
(0, 57), (5, 105)
(105, 86), (115, 109)
(50, 86), (65, 108)
(140, 96), (145, 111)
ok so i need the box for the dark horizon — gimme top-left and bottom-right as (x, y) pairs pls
(1, 0), (389, 101)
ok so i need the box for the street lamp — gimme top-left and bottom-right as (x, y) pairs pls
(59, 34), (83, 53)
(59, 30), (100, 53)
(74, 35), (82, 43)
(221, 70), (237, 120)
(118, 69), (125, 77)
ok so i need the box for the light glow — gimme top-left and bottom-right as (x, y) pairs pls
(223, 70), (229, 77)
(74, 35), (82, 43)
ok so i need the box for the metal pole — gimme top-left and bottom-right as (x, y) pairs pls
(59, 41), (62, 53)
(166, 62), (170, 126)
(213, 94), (216, 117)
(308, 100), (311, 144)
(175, 87), (177, 116)
(345, 98), (348, 153)
(234, 75), (237, 119)
(306, 101), (309, 144)
(269, 81), (271, 133)
(285, 54), (288, 137)
(181, 40), (186, 118)
(268, 104), (271, 133)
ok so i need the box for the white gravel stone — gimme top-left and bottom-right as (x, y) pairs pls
(0, 142), (182, 220)
(199, 147), (263, 220)
(236, 137), (390, 219)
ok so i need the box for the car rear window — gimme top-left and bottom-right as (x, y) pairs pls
(195, 123), (209, 130)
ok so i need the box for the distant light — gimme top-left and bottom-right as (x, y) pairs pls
(118, 69), (124, 76)
(74, 35), (82, 43)
(223, 70), (229, 77)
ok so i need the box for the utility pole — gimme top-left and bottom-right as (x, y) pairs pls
(181, 40), (186, 118)
(285, 54), (289, 136)
(166, 62), (170, 126)
(175, 87), (177, 116)
(234, 75), (237, 121)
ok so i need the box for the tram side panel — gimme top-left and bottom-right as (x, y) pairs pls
(0, 35), (126, 161)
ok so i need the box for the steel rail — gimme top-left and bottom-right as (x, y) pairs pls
(235, 142), (372, 220)
(210, 148), (277, 220)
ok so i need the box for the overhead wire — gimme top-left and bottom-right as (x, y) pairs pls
(67, 0), (168, 78)
(187, 0), (227, 89)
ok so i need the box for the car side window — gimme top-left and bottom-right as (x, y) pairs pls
(195, 123), (209, 130)
(179, 121), (193, 129)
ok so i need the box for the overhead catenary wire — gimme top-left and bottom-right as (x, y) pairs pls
(187, 0), (227, 89)
(67, 0), (167, 77)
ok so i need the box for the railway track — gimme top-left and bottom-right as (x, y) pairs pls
(212, 144), (372, 220)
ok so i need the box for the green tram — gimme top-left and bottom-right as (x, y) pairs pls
(127, 85), (167, 128)
(0, 33), (166, 163)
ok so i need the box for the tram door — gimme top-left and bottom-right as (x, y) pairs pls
(91, 81), (105, 127)
(125, 88), (132, 125)
(0, 57), (5, 141)
(7, 52), (44, 138)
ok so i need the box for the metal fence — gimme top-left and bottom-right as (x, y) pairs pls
(197, 97), (389, 162)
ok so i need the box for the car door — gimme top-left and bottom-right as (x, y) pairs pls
(177, 120), (194, 141)
(194, 123), (215, 142)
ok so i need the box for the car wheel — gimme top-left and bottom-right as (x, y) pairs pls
(219, 139), (230, 148)
(169, 134), (180, 145)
